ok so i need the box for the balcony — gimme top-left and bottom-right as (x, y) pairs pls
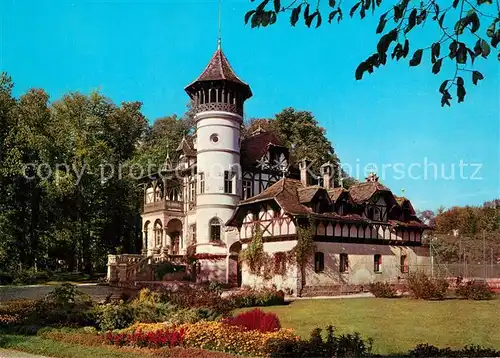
(143, 200), (183, 214)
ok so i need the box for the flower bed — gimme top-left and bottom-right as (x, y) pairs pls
(106, 328), (185, 348)
(119, 321), (298, 357)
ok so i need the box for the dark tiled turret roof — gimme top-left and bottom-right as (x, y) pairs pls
(185, 47), (252, 99)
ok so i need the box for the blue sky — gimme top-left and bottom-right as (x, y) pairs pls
(1, 0), (499, 211)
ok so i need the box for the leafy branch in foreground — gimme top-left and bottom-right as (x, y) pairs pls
(246, 0), (500, 106)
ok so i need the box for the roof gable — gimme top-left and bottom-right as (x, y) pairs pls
(176, 136), (196, 157)
(348, 181), (391, 204)
(240, 131), (286, 168)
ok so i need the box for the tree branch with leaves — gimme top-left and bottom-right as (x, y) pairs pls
(246, 0), (499, 106)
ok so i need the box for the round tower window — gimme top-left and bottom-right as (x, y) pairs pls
(210, 133), (220, 143)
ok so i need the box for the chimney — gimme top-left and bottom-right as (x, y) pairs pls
(321, 162), (333, 189)
(299, 158), (310, 186)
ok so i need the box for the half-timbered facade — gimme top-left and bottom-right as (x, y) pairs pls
(227, 172), (430, 294)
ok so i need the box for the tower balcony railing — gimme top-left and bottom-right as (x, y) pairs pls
(195, 102), (243, 116)
(143, 200), (183, 214)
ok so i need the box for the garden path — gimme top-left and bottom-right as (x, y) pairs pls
(0, 284), (131, 302)
(0, 349), (50, 358)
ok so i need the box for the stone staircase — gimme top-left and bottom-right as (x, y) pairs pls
(108, 253), (189, 288)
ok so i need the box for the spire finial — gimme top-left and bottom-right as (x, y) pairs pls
(217, 0), (222, 49)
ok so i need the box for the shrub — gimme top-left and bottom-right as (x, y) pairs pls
(0, 271), (14, 285)
(0, 299), (37, 326)
(409, 343), (500, 357)
(228, 288), (286, 308)
(369, 282), (397, 298)
(12, 268), (38, 285)
(206, 280), (224, 296)
(159, 285), (232, 316)
(94, 303), (134, 331)
(223, 309), (281, 333)
(266, 325), (373, 358)
(0, 285), (96, 330)
(46, 283), (91, 307)
(106, 328), (185, 348)
(407, 271), (449, 300)
(456, 280), (493, 300)
(128, 288), (176, 323)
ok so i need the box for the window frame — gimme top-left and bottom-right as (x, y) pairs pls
(400, 254), (409, 273)
(374, 254), (382, 273)
(210, 218), (222, 242)
(242, 179), (252, 199)
(189, 179), (196, 201)
(314, 252), (325, 273)
(339, 253), (349, 273)
(199, 173), (205, 194)
(224, 171), (233, 194)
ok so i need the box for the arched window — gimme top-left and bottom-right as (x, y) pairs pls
(154, 219), (163, 247)
(143, 221), (150, 244)
(314, 252), (324, 273)
(210, 218), (221, 242)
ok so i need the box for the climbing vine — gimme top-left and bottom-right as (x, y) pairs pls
(273, 252), (288, 276)
(290, 217), (316, 275)
(239, 226), (269, 275)
(289, 217), (316, 291)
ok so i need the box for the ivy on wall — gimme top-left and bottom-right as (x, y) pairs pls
(239, 226), (269, 275)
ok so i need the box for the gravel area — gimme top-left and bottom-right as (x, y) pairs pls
(0, 284), (130, 302)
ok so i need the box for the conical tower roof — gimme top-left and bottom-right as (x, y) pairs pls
(185, 46), (252, 100)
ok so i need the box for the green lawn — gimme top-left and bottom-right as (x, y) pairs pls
(245, 297), (500, 355)
(0, 335), (141, 358)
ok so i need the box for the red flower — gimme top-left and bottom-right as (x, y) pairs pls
(223, 308), (281, 333)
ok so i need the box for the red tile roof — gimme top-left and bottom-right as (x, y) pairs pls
(348, 181), (391, 204)
(240, 131), (284, 168)
(394, 196), (416, 215)
(230, 178), (428, 230)
(327, 187), (347, 201)
(298, 186), (322, 203)
(239, 178), (310, 215)
(389, 219), (428, 229)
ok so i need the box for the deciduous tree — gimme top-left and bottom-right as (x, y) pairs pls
(245, 0), (499, 106)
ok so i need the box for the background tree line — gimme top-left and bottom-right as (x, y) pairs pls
(419, 199), (500, 264)
(0, 73), (347, 276)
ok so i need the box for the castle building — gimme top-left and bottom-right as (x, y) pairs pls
(107, 44), (430, 294)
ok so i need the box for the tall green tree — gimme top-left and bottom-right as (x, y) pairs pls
(245, 108), (356, 187)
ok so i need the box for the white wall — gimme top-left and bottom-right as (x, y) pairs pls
(241, 240), (299, 294)
(195, 110), (242, 246)
(306, 242), (430, 286)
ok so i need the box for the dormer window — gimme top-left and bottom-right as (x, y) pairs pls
(366, 206), (381, 221)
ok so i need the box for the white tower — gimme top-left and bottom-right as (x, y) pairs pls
(185, 43), (252, 251)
